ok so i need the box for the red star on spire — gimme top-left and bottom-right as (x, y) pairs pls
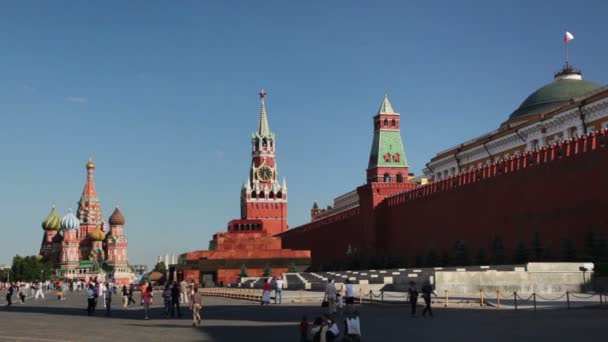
(259, 89), (267, 100)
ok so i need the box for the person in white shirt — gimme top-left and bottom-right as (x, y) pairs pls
(274, 277), (284, 304)
(324, 279), (337, 314)
(345, 279), (355, 312)
(34, 282), (45, 299)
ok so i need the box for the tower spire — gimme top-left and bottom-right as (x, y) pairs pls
(257, 89), (271, 137)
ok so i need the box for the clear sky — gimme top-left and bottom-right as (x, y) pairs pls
(1, 1), (607, 267)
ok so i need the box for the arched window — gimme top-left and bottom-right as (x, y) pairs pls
(262, 138), (268, 148)
(269, 191), (275, 199)
(393, 153), (400, 162)
(384, 153), (391, 162)
(384, 173), (391, 183)
(276, 191), (282, 199)
(383, 119), (389, 127)
(251, 192), (257, 199)
(391, 119), (396, 127)
(396, 173), (403, 183)
(259, 191), (265, 198)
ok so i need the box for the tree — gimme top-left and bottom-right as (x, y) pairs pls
(475, 247), (487, 265)
(513, 241), (529, 264)
(425, 247), (439, 267)
(561, 238), (577, 261)
(10, 255), (52, 282)
(153, 261), (167, 274)
(452, 240), (470, 266)
(491, 235), (506, 265)
(530, 231), (544, 262)
(263, 264), (272, 277)
(287, 262), (297, 273)
(239, 264), (249, 277)
(414, 255), (424, 268)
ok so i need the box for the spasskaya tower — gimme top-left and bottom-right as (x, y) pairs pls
(240, 89), (288, 235)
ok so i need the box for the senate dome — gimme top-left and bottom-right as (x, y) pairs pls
(42, 207), (62, 231)
(508, 66), (604, 121)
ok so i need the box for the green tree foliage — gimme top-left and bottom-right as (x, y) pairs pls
(263, 264), (272, 277)
(10, 255), (53, 282)
(287, 262), (297, 273)
(475, 247), (487, 265)
(152, 261), (167, 274)
(530, 231), (544, 262)
(239, 264), (249, 277)
(491, 235), (506, 265)
(513, 241), (529, 264)
(561, 238), (577, 261)
(452, 240), (470, 266)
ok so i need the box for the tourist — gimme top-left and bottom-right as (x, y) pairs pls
(345, 309), (362, 340)
(99, 282), (107, 308)
(121, 285), (129, 308)
(421, 282), (437, 317)
(104, 282), (112, 316)
(128, 284), (136, 305)
(336, 283), (344, 311)
(162, 284), (172, 317)
(309, 317), (324, 341)
(180, 279), (189, 304)
(34, 281), (45, 299)
(190, 286), (203, 327)
(5, 283), (13, 306)
(142, 285), (153, 320)
(408, 281), (419, 317)
(345, 279), (355, 313)
(274, 276), (284, 304)
(140, 281), (148, 305)
(324, 315), (340, 342)
(87, 284), (96, 316)
(171, 282), (182, 318)
(261, 278), (272, 305)
(18, 284), (26, 304)
(57, 285), (64, 301)
(324, 279), (337, 314)
(299, 315), (309, 342)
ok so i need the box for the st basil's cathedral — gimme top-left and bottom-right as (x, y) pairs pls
(39, 159), (135, 285)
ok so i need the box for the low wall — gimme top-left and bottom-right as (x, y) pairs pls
(435, 262), (593, 295)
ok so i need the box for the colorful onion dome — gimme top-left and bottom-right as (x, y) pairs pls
(89, 228), (106, 241)
(61, 209), (80, 230)
(109, 206), (125, 226)
(42, 206), (62, 231)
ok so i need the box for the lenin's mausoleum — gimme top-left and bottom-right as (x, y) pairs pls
(179, 59), (608, 284)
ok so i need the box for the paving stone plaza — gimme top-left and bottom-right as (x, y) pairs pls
(0, 290), (606, 341)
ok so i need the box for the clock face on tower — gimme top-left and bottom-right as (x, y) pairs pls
(256, 165), (273, 182)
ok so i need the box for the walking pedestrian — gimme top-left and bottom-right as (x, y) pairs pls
(86, 284), (96, 316)
(180, 279), (189, 305)
(18, 285), (26, 304)
(324, 279), (337, 314)
(128, 284), (136, 305)
(162, 284), (172, 317)
(345, 279), (355, 313)
(261, 279), (271, 306)
(171, 282), (182, 318)
(34, 282), (45, 299)
(274, 276), (283, 304)
(408, 281), (419, 317)
(5, 283), (13, 306)
(190, 287), (203, 327)
(121, 285), (129, 308)
(299, 315), (309, 342)
(104, 282), (112, 316)
(142, 285), (153, 320)
(421, 282), (437, 317)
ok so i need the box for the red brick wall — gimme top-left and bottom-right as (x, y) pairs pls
(282, 131), (608, 266)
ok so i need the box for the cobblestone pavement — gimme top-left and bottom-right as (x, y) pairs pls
(0, 290), (607, 341)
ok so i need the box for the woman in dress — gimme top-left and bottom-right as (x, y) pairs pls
(261, 278), (271, 305)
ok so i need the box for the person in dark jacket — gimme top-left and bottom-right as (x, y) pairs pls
(5, 284), (13, 306)
(170, 282), (182, 318)
(408, 281), (419, 317)
(421, 282), (437, 317)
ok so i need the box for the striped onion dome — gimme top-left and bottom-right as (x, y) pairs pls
(61, 209), (80, 231)
(89, 228), (106, 241)
(42, 206), (62, 231)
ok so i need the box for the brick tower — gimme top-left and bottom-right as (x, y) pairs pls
(106, 206), (129, 268)
(240, 89), (288, 235)
(77, 158), (103, 240)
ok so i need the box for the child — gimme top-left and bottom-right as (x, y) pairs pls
(299, 315), (309, 342)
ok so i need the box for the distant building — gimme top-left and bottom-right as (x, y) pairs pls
(131, 264), (148, 275)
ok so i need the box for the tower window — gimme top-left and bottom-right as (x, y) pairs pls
(391, 119), (396, 127)
(383, 119), (389, 127)
(393, 153), (400, 162)
(384, 153), (391, 162)
(384, 173), (391, 183)
(396, 173), (404, 183)
(262, 138), (268, 148)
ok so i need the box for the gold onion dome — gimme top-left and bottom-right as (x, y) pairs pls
(89, 228), (106, 241)
(42, 206), (62, 231)
(109, 207), (125, 226)
(86, 158), (95, 170)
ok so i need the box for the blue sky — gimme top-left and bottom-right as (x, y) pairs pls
(1, 1), (607, 267)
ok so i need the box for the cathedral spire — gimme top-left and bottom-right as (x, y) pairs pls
(257, 89), (271, 137)
(81, 157), (98, 203)
(378, 94), (397, 115)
